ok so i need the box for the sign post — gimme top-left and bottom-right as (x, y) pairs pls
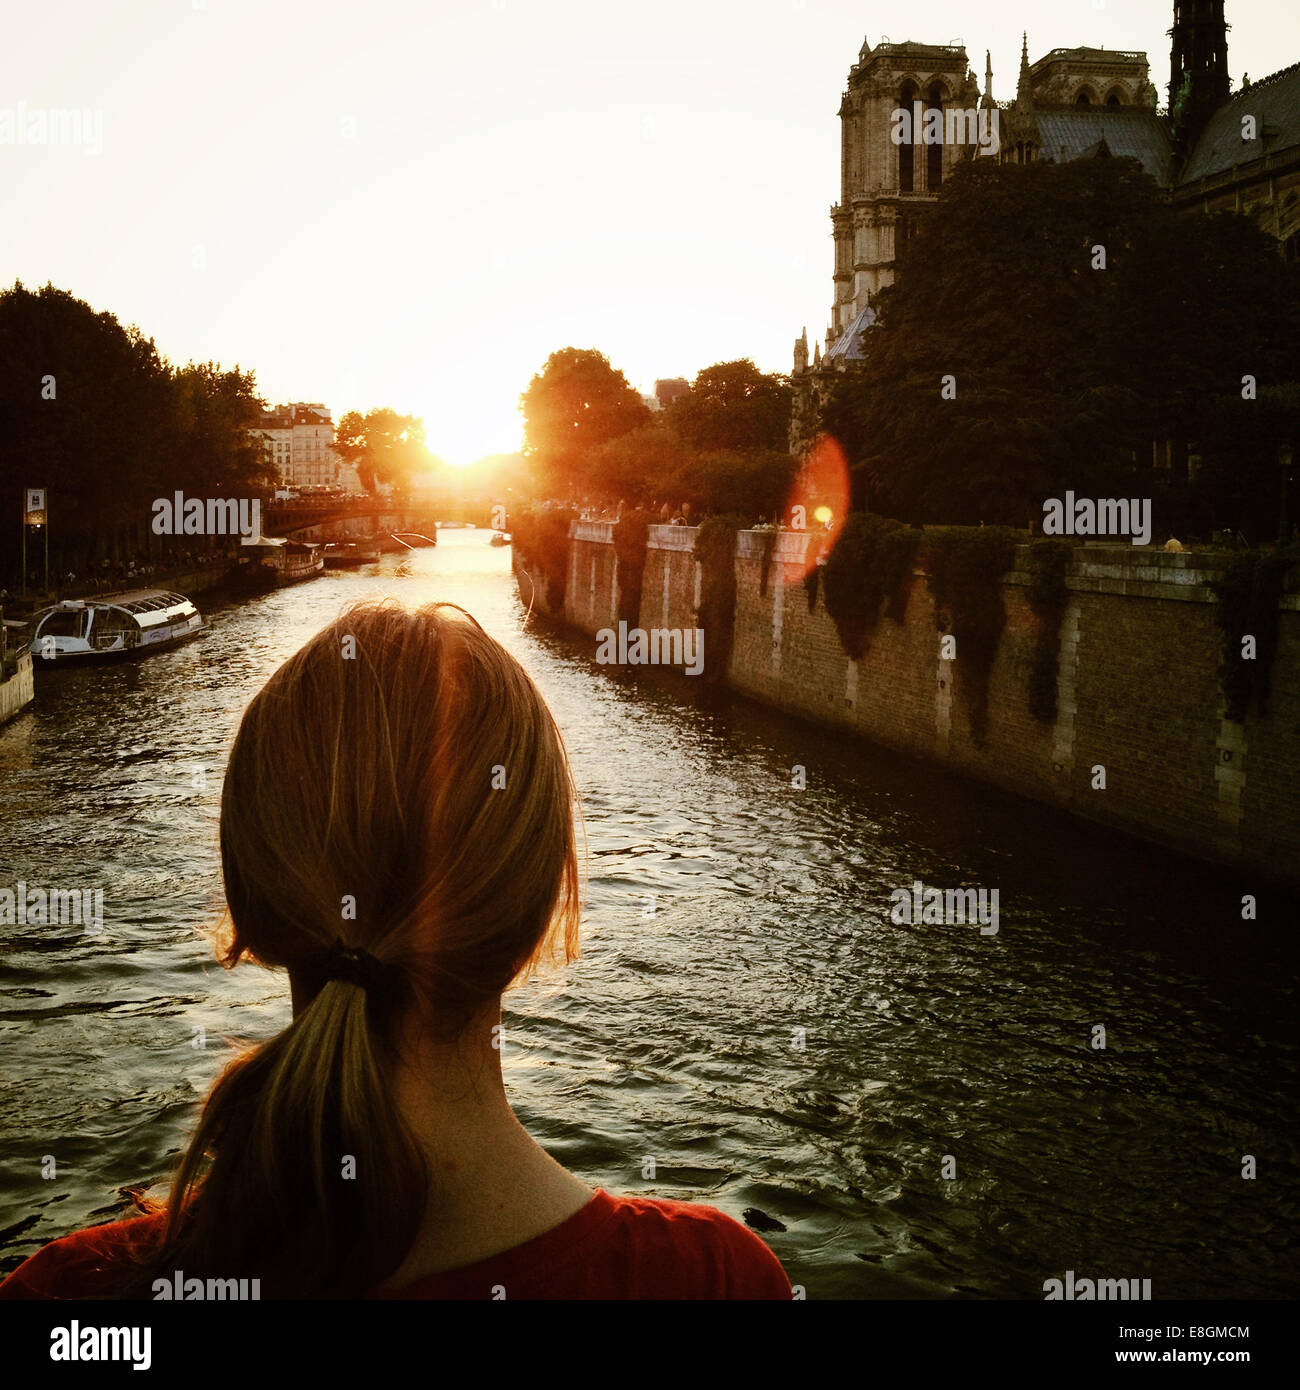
(23, 488), (48, 599)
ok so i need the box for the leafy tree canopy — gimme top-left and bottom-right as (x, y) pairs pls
(519, 347), (651, 496)
(0, 280), (275, 574)
(822, 158), (1300, 529)
(335, 407), (429, 492)
(522, 351), (799, 520)
(665, 359), (792, 455)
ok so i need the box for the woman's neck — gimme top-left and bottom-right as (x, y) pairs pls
(376, 1003), (594, 1287)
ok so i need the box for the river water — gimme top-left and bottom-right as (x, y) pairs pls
(2, 531), (1297, 1298)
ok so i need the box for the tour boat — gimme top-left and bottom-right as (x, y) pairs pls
(489, 531), (511, 547)
(322, 540), (382, 568)
(234, 537), (325, 588)
(30, 591), (203, 666)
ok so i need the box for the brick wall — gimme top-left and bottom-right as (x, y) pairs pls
(642, 525), (700, 635)
(563, 521), (618, 633)
(514, 526), (1300, 886)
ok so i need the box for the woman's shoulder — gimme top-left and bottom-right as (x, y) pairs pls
(577, 1189), (792, 1299)
(4, 1195), (793, 1301)
(603, 1190), (764, 1236)
(378, 1188), (792, 1301)
(0, 1210), (166, 1300)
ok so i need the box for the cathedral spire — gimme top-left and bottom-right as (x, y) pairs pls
(982, 50), (995, 109)
(1016, 32), (1034, 111)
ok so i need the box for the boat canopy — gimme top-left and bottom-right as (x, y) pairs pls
(40, 591), (195, 631)
(244, 537), (318, 553)
(103, 591), (192, 614)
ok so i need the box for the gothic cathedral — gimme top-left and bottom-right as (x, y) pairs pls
(792, 0), (1300, 452)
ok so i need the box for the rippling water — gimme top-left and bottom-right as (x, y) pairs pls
(2, 531), (1297, 1298)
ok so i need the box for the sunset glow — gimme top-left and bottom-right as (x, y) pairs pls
(9, 2), (1291, 462)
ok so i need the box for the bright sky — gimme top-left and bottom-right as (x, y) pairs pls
(3, 1), (1296, 465)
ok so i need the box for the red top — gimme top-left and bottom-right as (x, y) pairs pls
(0, 1190), (791, 1300)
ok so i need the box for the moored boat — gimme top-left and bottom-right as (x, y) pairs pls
(29, 591), (203, 667)
(489, 531), (511, 547)
(322, 540), (382, 568)
(1, 611), (36, 719)
(233, 538), (325, 588)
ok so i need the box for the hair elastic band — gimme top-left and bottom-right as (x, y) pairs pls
(322, 938), (388, 992)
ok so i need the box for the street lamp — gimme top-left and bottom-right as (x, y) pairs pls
(21, 487), (49, 599)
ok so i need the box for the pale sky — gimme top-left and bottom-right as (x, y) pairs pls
(3, 1), (1296, 464)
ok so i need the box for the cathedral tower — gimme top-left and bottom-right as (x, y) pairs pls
(1168, 0), (1230, 144)
(828, 39), (980, 346)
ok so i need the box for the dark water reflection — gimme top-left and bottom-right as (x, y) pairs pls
(1, 532), (1297, 1297)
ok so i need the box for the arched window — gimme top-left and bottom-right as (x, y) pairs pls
(927, 82), (944, 191)
(1105, 89), (1124, 108)
(898, 81), (918, 193)
(1076, 90), (1092, 107)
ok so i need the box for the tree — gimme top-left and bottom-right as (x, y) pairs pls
(667, 448), (796, 520)
(166, 363), (274, 501)
(586, 421), (693, 507)
(665, 360), (792, 455)
(822, 158), (1300, 528)
(520, 348), (651, 496)
(335, 408), (428, 493)
(0, 284), (168, 547)
(1192, 384), (1300, 539)
(0, 280), (276, 580)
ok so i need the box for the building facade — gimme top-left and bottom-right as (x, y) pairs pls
(829, 40), (983, 341)
(251, 403), (359, 491)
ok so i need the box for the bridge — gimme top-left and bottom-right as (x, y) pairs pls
(262, 497), (490, 538)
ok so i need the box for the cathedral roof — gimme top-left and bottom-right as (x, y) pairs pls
(1178, 63), (1300, 184)
(825, 302), (878, 362)
(1032, 108), (1174, 185)
(1032, 47), (1148, 69)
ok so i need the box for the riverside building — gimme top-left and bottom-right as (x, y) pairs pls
(250, 403), (361, 492)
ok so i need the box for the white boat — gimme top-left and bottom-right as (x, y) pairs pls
(30, 590), (203, 666)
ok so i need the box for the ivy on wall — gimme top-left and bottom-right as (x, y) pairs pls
(694, 515), (743, 682)
(821, 513), (922, 660)
(803, 531), (826, 612)
(923, 526), (1020, 745)
(757, 530), (777, 598)
(1024, 540), (1074, 724)
(612, 510), (653, 625)
(1211, 544), (1300, 722)
(511, 507), (576, 616)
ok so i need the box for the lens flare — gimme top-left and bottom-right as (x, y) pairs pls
(781, 434), (851, 578)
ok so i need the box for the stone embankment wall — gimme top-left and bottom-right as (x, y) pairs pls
(515, 524), (1300, 886)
